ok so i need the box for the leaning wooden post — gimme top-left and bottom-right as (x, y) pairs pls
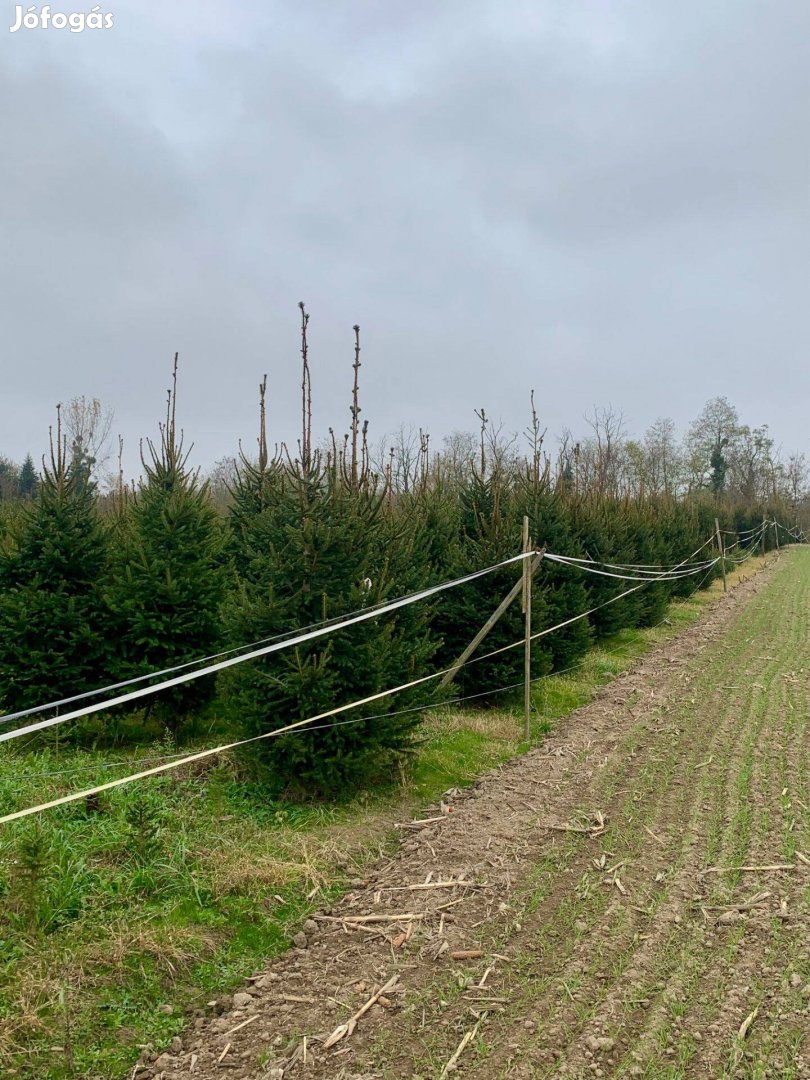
(438, 555), (542, 689)
(773, 520), (780, 551)
(714, 517), (727, 593)
(522, 516), (532, 741)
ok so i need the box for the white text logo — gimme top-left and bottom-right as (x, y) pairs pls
(9, 5), (114, 32)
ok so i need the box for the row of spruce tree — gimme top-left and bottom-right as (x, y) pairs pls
(0, 322), (792, 795)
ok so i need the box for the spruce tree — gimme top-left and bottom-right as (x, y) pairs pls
(222, 312), (438, 795)
(106, 358), (225, 735)
(514, 398), (592, 671)
(225, 376), (287, 583)
(0, 412), (112, 716)
(522, 490), (592, 671)
(669, 507), (697, 596)
(626, 501), (672, 626)
(431, 411), (550, 700)
(225, 465), (437, 793)
(571, 500), (642, 638)
(18, 455), (38, 499)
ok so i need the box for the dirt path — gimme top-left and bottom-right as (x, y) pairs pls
(144, 550), (810, 1080)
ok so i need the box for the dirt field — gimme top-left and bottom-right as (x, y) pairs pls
(144, 548), (810, 1080)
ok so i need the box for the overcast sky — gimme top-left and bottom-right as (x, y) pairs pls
(3, 0), (809, 477)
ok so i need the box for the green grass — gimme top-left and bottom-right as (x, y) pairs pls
(0, 559), (764, 1078)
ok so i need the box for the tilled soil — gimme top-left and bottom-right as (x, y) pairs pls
(143, 551), (810, 1080)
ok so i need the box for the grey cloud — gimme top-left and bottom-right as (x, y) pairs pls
(2, 0), (808, 473)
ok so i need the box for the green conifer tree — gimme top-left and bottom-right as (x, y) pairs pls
(522, 491), (592, 670)
(107, 358), (225, 735)
(222, 314), (438, 794)
(0, 411), (111, 716)
(625, 501), (672, 626)
(513, 398), (592, 671)
(18, 454), (39, 499)
(571, 500), (642, 638)
(432, 410), (550, 700)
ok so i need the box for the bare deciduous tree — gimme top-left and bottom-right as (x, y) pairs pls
(785, 453), (809, 508)
(585, 406), (626, 498)
(63, 395), (114, 483)
(685, 396), (740, 492)
(643, 416), (682, 497)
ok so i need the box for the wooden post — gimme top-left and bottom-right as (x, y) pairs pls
(438, 554), (542, 689)
(773, 520), (780, 551)
(522, 516), (532, 742)
(715, 517), (726, 593)
(761, 515), (767, 559)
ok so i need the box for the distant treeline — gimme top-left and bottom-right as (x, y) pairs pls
(0, 311), (805, 794)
